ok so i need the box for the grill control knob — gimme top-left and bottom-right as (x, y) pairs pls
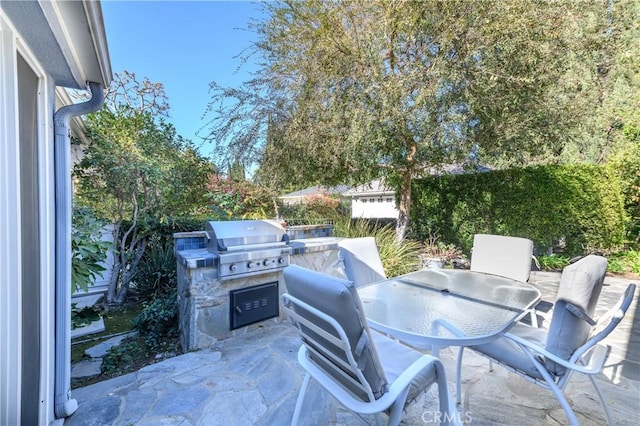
(263, 259), (272, 267)
(247, 261), (255, 269)
(277, 257), (285, 264)
(229, 264), (237, 272)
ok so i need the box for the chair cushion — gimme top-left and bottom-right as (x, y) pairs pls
(545, 255), (607, 375)
(283, 265), (389, 400)
(472, 323), (548, 380)
(470, 234), (533, 282)
(338, 237), (386, 287)
(370, 330), (437, 403)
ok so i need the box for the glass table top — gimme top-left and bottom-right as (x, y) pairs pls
(358, 269), (541, 348)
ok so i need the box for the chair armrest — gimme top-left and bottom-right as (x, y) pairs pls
(384, 354), (441, 397)
(504, 332), (608, 376)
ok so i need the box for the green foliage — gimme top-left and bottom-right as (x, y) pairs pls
(71, 207), (111, 293)
(421, 233), (465, 266)
(609, 250), (640, 275)
(132, 288), (178, 348)
(74, 72), (215, 304)
(204, 0), (628, 240)
(279, 194), (349, 225)
(333, 217), (422, 277)
(606, 128), (640, 246)
(70, 304), (101, 330)
(102, 339), (151, 375)
(537, 255), (571, 272)
(206, 174), (277, 220)
(411, 164), (627, 256)
(134, 241), (176, 300)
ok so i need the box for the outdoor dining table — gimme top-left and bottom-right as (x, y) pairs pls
(357, 268), (541, 356)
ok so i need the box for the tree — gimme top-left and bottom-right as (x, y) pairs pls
(202, 0), (627, 241)
(74, 72), (214, 304)
(206, 173), (277, 220)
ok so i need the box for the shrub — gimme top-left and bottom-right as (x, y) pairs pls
(102, 339), (150, 375)
(537, 254), (571, 271)
(71, 304), (101, 329)
(411, 164), (627, 256)
(134, 240), (177, 299)
(279, 194), (349, 225)
(333, 217), (422, 277)
(71, 207), (111, 293)
(132, 287), (178, 348)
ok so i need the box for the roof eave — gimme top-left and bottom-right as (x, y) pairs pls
(39, 0), (112, 88)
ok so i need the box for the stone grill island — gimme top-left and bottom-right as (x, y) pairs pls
(174, 223), (344, 351)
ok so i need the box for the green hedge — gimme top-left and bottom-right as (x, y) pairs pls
(410, 165), (627, 256)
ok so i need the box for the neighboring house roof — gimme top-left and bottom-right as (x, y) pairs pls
(344, 163), (491, 197)
(280, 185), (352, 201)
(420, 163), (492, 177)
(343, 179), (393, 197)
(2, 0), (112, 89)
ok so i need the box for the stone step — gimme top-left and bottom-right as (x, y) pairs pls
(71, 316), (105, 340)
(71, 359), (103, 381)
(84, 331), (138, 358)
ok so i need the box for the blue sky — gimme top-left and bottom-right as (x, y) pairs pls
(101, 0), (263, 158)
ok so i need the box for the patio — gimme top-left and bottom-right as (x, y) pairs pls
(65, 271), (639, 425)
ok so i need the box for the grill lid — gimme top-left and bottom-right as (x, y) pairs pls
(205, 220), (289, 252)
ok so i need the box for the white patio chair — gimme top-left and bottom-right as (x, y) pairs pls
(338, 237), (386, 287)
(282, 265), (457, 426)
(457, 255), (636, 425)
(470, 234), (535, 283)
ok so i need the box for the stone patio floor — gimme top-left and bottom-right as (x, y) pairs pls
(64, 271), (640, 425)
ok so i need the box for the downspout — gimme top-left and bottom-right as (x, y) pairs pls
(53, 81), (104, 418)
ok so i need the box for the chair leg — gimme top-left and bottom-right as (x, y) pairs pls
(291, 373), (311, 426)
(531, 359), (580, 426)
(386, 387), (410, 426)
(455, 347), (464, 405)
(433, 358), (458, 426)
(588, 375), (614, 426)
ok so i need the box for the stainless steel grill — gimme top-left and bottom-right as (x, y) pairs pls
(205, 220), (291, 280)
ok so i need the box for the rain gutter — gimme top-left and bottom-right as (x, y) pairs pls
(53, 81), (104, 418)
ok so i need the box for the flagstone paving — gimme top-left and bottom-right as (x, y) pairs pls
(64, 271), (639, 425)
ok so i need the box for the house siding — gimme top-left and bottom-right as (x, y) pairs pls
(0, 10), (57, 425)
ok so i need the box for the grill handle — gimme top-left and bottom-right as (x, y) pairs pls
(205, 231), (228, 251)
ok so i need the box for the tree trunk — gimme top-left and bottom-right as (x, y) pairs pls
(106, 224), (121, 304)
(395, 169), (413, 243)
(115, 238), (147, 304)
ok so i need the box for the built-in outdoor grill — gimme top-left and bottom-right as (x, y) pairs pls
(205, 219), (292, 280)
(174, 220), (339, 351)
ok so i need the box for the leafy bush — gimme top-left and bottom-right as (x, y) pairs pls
(411, 164), (627, 256)
(333, 217), (422, 277)
(279, 194), (349, 226)
(537, 254), (571, 271)
(132, 287), (178, 347)
(102, 339), (150, 375)
(606, 132), (640, 247)
(206, 175), (277, 220)
(71, 304), (101, 329)
(609, 250), (640, 275)
(134, 240), (177, 299)
(71, 207), (112, 293)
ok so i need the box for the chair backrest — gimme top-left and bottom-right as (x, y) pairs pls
(338, 237), (386, 287)
(545, 255), (608, 375)
(470, 234), (534, 282)
(282, 265), (389, 401)
(572, 282), (636, 363)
